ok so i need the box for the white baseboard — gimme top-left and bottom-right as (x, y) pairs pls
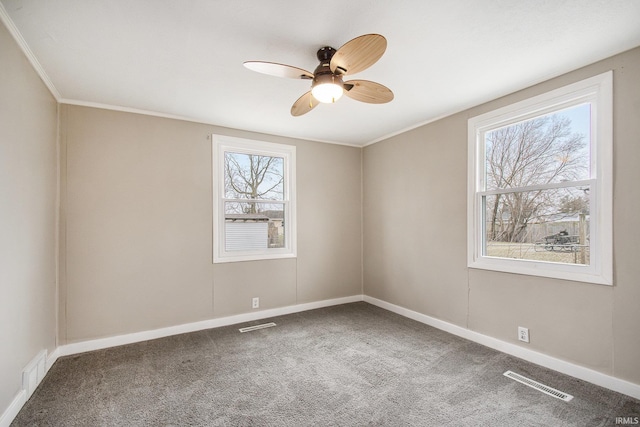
(47, 347), (61, 373)
(57, 295), (364, 358)
(364, 295), (640, 400)
(5, 292), (636, 427)
(0, 295), (362, 427)
(0, 390), (26, 427)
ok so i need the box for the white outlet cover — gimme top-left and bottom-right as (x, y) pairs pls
(518, 327), (530, 343)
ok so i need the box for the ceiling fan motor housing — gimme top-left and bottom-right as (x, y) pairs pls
(313, 46), (340, 80)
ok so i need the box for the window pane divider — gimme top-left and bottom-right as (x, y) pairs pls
(480, 179), (594, 196)
(223, 198), (287, 203)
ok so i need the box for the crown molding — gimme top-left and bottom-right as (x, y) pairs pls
(0, 3), (61, 100)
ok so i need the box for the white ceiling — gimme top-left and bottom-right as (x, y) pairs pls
(2, 1), (640, 146)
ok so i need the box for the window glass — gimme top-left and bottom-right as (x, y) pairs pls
(224, 201), (285, 250)
(483, 185), (590, 265)
(484, 104), (591, 190)
(224, 152), (284, 200)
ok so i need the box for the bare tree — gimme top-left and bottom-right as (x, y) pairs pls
(559, 191), (589, 215)
(224, 153), (283, 214)
(486, 115), (587, 242)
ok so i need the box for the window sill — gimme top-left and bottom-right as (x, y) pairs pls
(468, 258), (612, 286)
(213, 252), (297, 264)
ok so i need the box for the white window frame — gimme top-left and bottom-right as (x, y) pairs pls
(467, 71), (612, 285)
(212, 134), (296, 263)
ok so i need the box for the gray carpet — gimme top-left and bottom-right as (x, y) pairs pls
(11, 302), (640, 426)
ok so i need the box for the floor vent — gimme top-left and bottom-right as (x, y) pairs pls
(239, 322), (277, 333)
(504, 370), (573, 402)
(22, 349), (48, 399)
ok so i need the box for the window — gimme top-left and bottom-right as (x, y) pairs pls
(467, 72), (612, 285)
(213, 135), (296, 263)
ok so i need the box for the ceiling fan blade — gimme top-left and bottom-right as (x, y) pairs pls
(343, 80), (394, 104)
(291, 91), (318, 116)
(244, 61), (313, 79)
(330, 34), (387, 76)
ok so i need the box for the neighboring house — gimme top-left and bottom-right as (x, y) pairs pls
(225, 212), (284, 250)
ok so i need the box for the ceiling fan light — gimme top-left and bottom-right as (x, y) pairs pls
(311, 82), (344, 103)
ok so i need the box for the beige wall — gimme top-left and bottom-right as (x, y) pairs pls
(0, 23), (58, 412)
(58, 105), (362, 343)
(363, 46), (640, 384)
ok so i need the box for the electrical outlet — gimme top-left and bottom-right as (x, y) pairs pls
(518, 326), (530, 343)
(252, 297), (259, 309)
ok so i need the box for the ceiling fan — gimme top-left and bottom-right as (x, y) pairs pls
(244, 34), (394, 116)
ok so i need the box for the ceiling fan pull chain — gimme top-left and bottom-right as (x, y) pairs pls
(331, 75), (336, 103)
